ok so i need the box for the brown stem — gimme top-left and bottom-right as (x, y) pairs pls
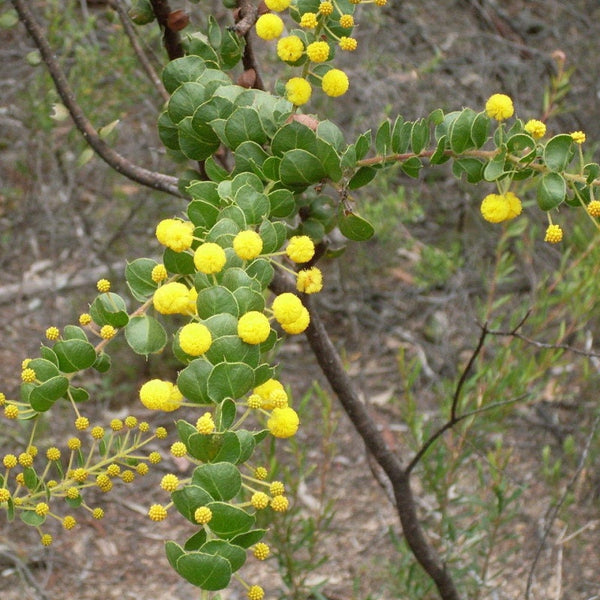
(269, 269), (461, 600)
(149, 0), (184, 60)
(235, 0), (264, 90)
(11, 0), (182, 198)
(109, 0), (170, 103)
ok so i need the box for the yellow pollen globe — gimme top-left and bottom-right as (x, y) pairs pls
(148, 504), (168, 522)
(319, 1), (333, 15)
(248, 585), (265, 600)
(155, 219), (194, 252)
(151, 264), (168, 283)
(196, 412), (215, 434)
(587, 200), (600, 217)
(194, 242), (227, 274)
(97, 279), (111, 293)
(286, 235), (315, 263)
(194, 506), (213, 524)
(153, 282), (191, 315)
(480, 193), (510, 223)
(280, 306), (310, 334)
(253, 542), (270, 560)
(160, 474), (179, 492)
(485, 93), (514, 121)
(300, 12), (318, 28)
(265, 0), (291, 11)
(267, 406), (300, 438)
(251, 491), (270, 509)
(179, 322), (212, 356)
(233, 230), (263, 260)
(321, 69), (349, 97)
(45, 326), (59, 340)
(270, 495), (289, 512)
(306, 41), (330, 63)
(524, 119), (546, 139)
(570, 130), (586, 144)
(285, 77), (312, 106)
(238, 311), (271, 344)
(277, 35), (305, 62)
(255, 13), (284, 40)
(296, 267), (323, 293)
(139, 379), (172, 410)
(339, 14), (354, 28)
(503, 192), (522, 220)
(339, 36), (358, 51)
(171, 441), (187, 457)
(272, 292), (304, 325)
(544, 224), (563, 243)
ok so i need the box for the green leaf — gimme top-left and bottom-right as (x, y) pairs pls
(29, 376), (69, 412)
(207, 362), (254, 401)
(168, 82), (209, 124)
(205, 335), (260, 367)
(163, 247), (196, 275)
(192, 462), (242, 501)
(165, 541), (185, 571)
(348, 166), (377, 190)
(205, 501), (255, 539)
(317, 120), (345, 151)
(483, 149), (507, 182)
(280, 149), (327, 188)
(245, 259), (274, 289)
(449, 108), (477, 153)
(203, 313), (239, 338)
(375, 119), (391, 155)
(229, 529), (266, 549)
(410, 119), (429, 154)
(544, 134), (574, 171)
(259, 220), (287, 254)
(219, 28), (244, 70)
(188, 199), (220, 229)
(507, 133), (536, 163)
(536, 172), (566, 210)
(158, 110), (181, 151)
(89, 293), (129, 328)
(272, 120), (318, 156)
(39, 345), (58, 366)
(68, 386), (90, 403)
(125, 315), (167, 355)
(355, 130), (371, 160)
(206, 218), (241, 246)
(401, 156), (422, 178)
(338, 210), (375, 241)
(470, 112), (490, 148)
(177, 359), (214, 404)
(62, 325), (88, 341)
(584, 163), (600, 185)
(27, 358), (59, 381)
(175, 551), (232, 590)
(21, 511), (45, 527)
(217, 398), (237, 429)
(235, 188), (270, 224)
(125, 258), (158, 301)
(316, 139), (342, 182)
(233, 141), (270, 177)
(172, 484), (214, 523)
(235, 429), (256, 464)
(223, 107), (268, 149)
(221, 268), (260, 292)
(184, 530), (208, 552)
(53, 339), (97, 373)
(430, 135), (449, 165)
(178, 116), (220, 161)
(204, 156), (230, 182)
(162, 56), (207, 94)
(197, 286), (239, 319)
(200, 540), (246, 572)
(232, 287), (265, 316)
(452, 158), (484, 183)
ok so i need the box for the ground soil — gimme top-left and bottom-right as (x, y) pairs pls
(1, 1), (600, 599)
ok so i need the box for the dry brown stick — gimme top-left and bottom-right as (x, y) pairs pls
(10, 0), (182, 198)
(109, 0), (170, 103)
(269, 269), (461, 600)
(235, 0), (265, 90)
(149, 0), (184, 60)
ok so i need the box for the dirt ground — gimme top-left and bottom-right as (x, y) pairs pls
(1, 1), (600, 599)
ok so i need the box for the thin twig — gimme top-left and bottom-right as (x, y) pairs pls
(109, 0), (170, 103)
(0, 549), (52, 600)
(10, 0), (182, 198)
(235, 0), (264, 90)
(149, 0), (184, 60)
(525, 412), (600, 599)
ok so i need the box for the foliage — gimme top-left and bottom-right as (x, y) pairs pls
(2, 1), (600, 600)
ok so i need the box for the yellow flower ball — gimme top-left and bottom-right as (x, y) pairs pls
(238, 311), (271, 344)
(280, 306), (310, 334)
(255, 13), (284, 40)
(233, 230), (263, 260)
(153, 282), (191, 315)
(587, 200), (600, 217)
(194, 242), (227, 274)
(277, 35), (305, 62)
(272, 292), (304, 325)
(544, 224), (563, 243)
(253, 378), (285, 410)
(319, 2), (333, 15)
(524, 119), (546, 139)
(162, 385), (183, 412)
(339, 14), (354, 28)
(285, 77), (312, 106)
(151, 264), (168, 283)
(286, 235), (315, 263)
(480, 193), (510, 223)
(196, 412), (215, 435)
(265, 0), (291, 11)
(300, 12), (318, 28)
(139, 379), (172, 410)
(194, 506), (213, 524)
(504, 192), (522, 220)
(570, 130), (586, 144)
(179, 322), (212, 356)
(321, 69), (349, 97)
(485, 93), (514, 121)
(155, 219), (194, 252)
(339, 36), (358, 51)
(306, 41), (330, 63)
(296, 267), (323, 294)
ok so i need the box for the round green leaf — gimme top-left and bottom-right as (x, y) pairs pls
(125, 315), (167, 356)
(29, 376), (69, 412)
(192, 462), (242, 501)
(177, 359), (213, 404)
(89, 293), (129, 328)
(162, 56), (207, 95)
(175, 551), (232, 590)
(207, 362), (254, 401)
(125, 258), (158, 301)
(205, 502), (255, 539)
(197, 286), (239, 319)
(543, 134), (574, 171)
(338, 211), (375, 241)
(53, 340), (97, 373)
(200, 540), (246, 572)
(172, 484), (213, 523)
(536, 172), (566, 211)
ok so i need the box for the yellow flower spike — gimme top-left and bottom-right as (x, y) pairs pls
(339, 14), (354, 28)
(272, 292), (304, 325)
(96, 279), (111, 293)
(247, 585), (265, 600)
(194, 506), (213, 524)
(280, 307), (310, 334)
(319, 1), (333, 15)
(339, 36), (358, 51)
(286, 235), (315, 263)
(153, 282), (192, 315)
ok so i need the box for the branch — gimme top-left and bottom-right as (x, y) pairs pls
(109, 0), (170, 103)
(269, 269), (461, 600)
(235, 0), (265, 90)
(11, 0), (183, 198)
(149, 0), (184, 60)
